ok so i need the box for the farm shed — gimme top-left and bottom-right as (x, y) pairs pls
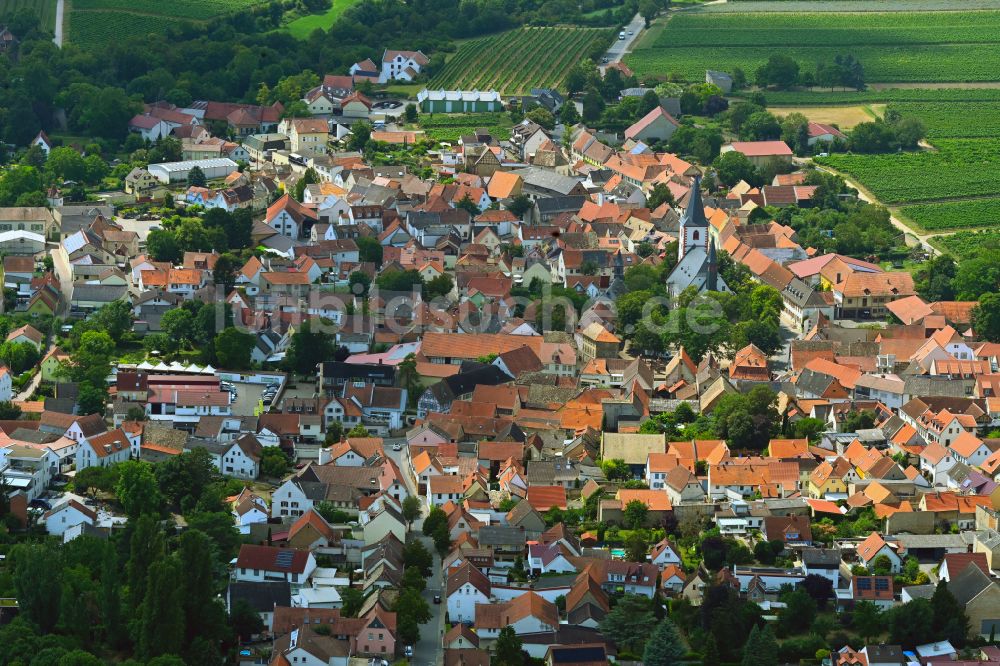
(148, 158), (239, 184)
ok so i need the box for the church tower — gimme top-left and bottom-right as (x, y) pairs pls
(678, 173), (709, 263)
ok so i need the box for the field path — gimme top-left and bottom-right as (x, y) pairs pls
(54, 0), (64, 46)
(813, 161), (945, 255)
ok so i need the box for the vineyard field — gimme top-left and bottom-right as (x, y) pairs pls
(740, 88), (1000, 106)
(816, 139), (1000, 204)
(886, 102), (1000, 138)
(68, 0), (265, 48)
(705, 0), (1000, 12)
(935, 229), (1000, 259)
(429, 27), (612, 94)
(627, 10), (1000, 82)
(901, 198), (1000, 232)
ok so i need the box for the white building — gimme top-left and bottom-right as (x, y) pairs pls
(234, 544), (317, 593)
(43, 499), (97, 537)
(446, 563), (490, 623)
(75, 429), (131, 470)
(147, 158), (239, 184)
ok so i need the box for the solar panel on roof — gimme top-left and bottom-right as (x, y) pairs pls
(875, 578), (889, 590)
(857, 578), (872, 589)
(274, 550), (295, 569)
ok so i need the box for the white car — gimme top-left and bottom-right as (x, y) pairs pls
(392, 443), (402, 451)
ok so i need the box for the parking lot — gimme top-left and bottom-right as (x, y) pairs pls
(229, 382), (269, 417)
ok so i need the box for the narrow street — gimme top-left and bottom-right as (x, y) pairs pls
(601, 13), (645, 71)
(412, 536), (445, 666)
(53, 0), (65, 47)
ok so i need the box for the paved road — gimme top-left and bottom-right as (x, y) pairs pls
(53, 0), (64, 47)
(14, 342), (53, 401)
(412, 535), (445, 666)
(602, 13), (645, 69)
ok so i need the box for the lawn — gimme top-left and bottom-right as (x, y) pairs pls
(67, 0), (266, 48)
(416, 113), (514, 142)
(626, 9), (1000, 82)
(429, 26), (613, 94)
(284, 0), (361, 39)
(817, 139), (1000, 204)
(0, 0), (57, 31)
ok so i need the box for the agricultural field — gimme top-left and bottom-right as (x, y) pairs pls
(742, 88), (1000, 106)
(770, 105), (878, 128)
(284, 0), (361, 39)
(900, 198), (1000, 233)
(626, 10), (1000, 82)
(816, 139), (1000, 205)
(886, 101), (1000, 138)
(0, 0), (57, 31)
(934, 228), (1000, 259)
(416, 113), (514, 142)
(68, 0), (266, 48)
(429, 26), (612, 95)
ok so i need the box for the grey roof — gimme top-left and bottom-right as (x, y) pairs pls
(71, 284), (128, 303)
(903, 376), (976, 399)
(533, 574), (577, 590)
(514, 167), (583, 196)
(902, 584), (935, 600)
(679, 175), (708, 229)
(801, 548), (841, 568)
(948, 563), (995, 606)
(892, 533), (969, 549)
(478, 525), (527, 547)
(227, 581), (291, 613)
(535, 195), (587, 216)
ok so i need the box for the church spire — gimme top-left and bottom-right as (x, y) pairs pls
(680, 173), (708, 229)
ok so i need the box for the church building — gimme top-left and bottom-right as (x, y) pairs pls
(664, 174), (729, 298)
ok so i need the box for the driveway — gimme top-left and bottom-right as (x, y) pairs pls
(602, 13), (645, 68)
(412, 535), (445, 666)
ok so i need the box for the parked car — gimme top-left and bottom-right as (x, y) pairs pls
(392, 443), (402, 451)
(404, 646), (413, 657)
(433, 595), (441, 604)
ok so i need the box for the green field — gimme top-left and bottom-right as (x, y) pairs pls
(68, 0), (265, 48)
(901, 198), (1000, 232)
(284, 0), (361, 39)
(626, 9), (1000, 82)
(741, 88), (1000, 106)
(417, 113), (514, 142)
(934, 228), (1000, 259)
(817, 140), (1000, 205)
(429, 26), (612, 94)
(0, 0), (57, 31)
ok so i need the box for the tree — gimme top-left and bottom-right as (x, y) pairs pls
(187, 166), (206, 187)
(887, 597), (933, 648)
(647, 183), (675, 211)
(161, 308), (195, 349)
(115, 460), (164, 519)
(778, 587), (817, 635)
(507, 193), (532, 219)
(137, 557), (185, 660)
(230, 599), (264, 642)
(347, 424), (370, 437)
(349, 121), (372, 151)
(600, 594), (657, 653)
(798, 574), (834, 610)
(583, 87), (605, 122)
(625, 530), (648, 562)
(494, 626), (524, 666)
(526, 107), (555, 131)
(973, 292), (1000, 342)
(356, 236), (383, 264)
(851, 600), (883, 643)
(559, 101), (580, 126)
(401, 565), (427, 593)
(714, 151), (757, 187)
(741, 111), (781, 141)
(401, 495), (422, 526)
(284, 319), (336, 375)
(10, 543), (62, 632)
(423, 273), (454, 300)
(755, 54), (800, 90)
(348, 270), (371, 295)
(623, 499), (649, 529)
(931, 581), (969, 647)
(404, 103), (418, 123)
(423, 506), (448, 537)
(394, 587), (431, 645)
(260, 447), (289, 478)
(639, 0), (660, 27)
(341, 588), (365, 617)
(402, 539), (433, 575)
(213, 327), (254, 370)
